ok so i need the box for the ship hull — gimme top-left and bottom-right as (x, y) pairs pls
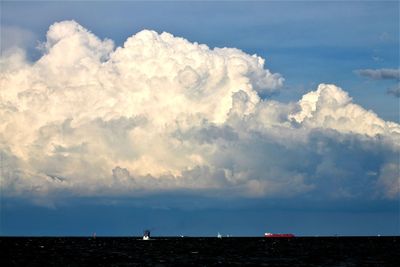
(265, 233), (295, 238)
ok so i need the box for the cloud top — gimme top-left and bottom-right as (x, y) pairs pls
(1, 21), (399, 201)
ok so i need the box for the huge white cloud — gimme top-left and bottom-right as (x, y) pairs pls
(1, 21), (398, 200)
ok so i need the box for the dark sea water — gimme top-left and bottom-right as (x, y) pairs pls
(2, 236), (399, 266)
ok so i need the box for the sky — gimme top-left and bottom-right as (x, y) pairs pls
(0, 0), (399, 236)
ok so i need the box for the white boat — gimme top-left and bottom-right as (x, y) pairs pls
(217, 232), (222, 239)
(143, 230), (150, 240)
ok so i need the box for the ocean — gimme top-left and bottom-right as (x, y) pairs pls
(2, 236), (399, 266)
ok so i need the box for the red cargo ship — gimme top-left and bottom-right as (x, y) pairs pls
(265, 232), (295, 238)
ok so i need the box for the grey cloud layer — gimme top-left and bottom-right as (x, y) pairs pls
(355, 68), (400, 98)
(1, 21), (399, 200)
(355, 68), (400, 80)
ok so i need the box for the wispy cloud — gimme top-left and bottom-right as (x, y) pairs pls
(355, 68), (400, 80)
(0, 25), (35, 50)
(387, 84), (400, 98)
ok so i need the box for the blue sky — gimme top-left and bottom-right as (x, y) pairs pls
(0, 1), (399, 236)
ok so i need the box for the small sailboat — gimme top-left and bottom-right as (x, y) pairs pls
(143, 230), (151, 240)
(217, 232), (222, 239)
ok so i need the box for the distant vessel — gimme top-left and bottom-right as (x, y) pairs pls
(265, 232), (295, 238)
(217, 232), (222, 239)
(143, 230), (151, 240)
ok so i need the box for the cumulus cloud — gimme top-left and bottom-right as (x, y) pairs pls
(288, 84), (399, 137)
(355, 68), (400, 80)
(1, 21), (399, 201)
